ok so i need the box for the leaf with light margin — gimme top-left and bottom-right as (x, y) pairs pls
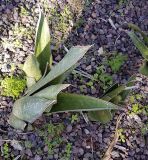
(128, 31), (148, 60)
(12, 97), (56, 123)
(50, 93), (118, 113)
(26, 45), (92, 95)
(35, 11), (51, 73)
(34, 84), (70, 99)
(8, 114), (26, 130)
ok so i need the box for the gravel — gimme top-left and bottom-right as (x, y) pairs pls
(0, 0), (148, 159)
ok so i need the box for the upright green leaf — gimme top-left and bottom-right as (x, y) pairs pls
(23, 55), (42, 82)
(26, 45), (92, 95)
(35, 11), (51, 73)
(12, 97), (56, 123)
(128, 31), (148, 60)
(50, 93), (118, 113)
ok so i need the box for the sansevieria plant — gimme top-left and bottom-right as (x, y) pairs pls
(9, 12), (132, 130)
(127, 23), (148, 77)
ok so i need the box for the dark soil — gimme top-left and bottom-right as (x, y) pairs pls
(0, 0), (148, 160)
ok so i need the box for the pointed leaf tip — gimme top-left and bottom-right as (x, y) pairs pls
(35, 11), (51, 73)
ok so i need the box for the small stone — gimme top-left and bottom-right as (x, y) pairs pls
(48, 155), (54, 159)
(54, 154), (58, 159)
(91, 34), (96, 40)
(34, 155), (41, 160)
(111, 151), (120, 158)
(79, 148), (84, 155)
(92, 12), (97, 18)
(86, 65), (91, 70)
(83, 158), (89, 160)
(66, 125), (72, 133)
(43, 145), (48, 152)
(25, 149), (33, 156)
(55, 55), (61, 61)
(84, 129), (90, 135)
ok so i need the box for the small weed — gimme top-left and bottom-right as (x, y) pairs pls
(71, 114), (79, 123)
(129, 93), (147, 115)
(129, 95), (135, 103)
(135, 94), (143, 100)
(74, 18), (84, 29)
(79, 85), (85, 92)
(118, 129), (126, 143)
(2, 38), (14, 50)
(48, 4), (73, 49)
(130, 93), (144, 104)
(3, 143), (9, 159)
(45, 135), (63, 154)
(86, 65), (113, 91)
(131, 104), (142, 114)
(64, 143), (72, 160)
(13, 24), (32, 39)
(129, 103), (147, 115)
(20, 6), (29, 16)
(95, 66), (113, 90)
(108, 54), (127, 73)
(46, 123), (64, 137)
(1, 76), (26, 99)
(40, 123), (65, 154)
(143, 105), (148, 116)
(24, 141), (33, 149)
(118, 0), (128, 6)
(99, 73), (113, 90)
(2, 24), (32, 50)
(13, 39), (23, 48)
(86, 81), (94, 89)
(141, 123), (148, 135)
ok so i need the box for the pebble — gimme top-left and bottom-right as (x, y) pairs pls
(25, 149), (33, 157)
(66, 125), (72, 133)
(84, 129), (90, 135)
(34, 155), (41, 160)
(79, 148), (84, 155)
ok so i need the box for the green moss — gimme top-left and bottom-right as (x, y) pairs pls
(3, 143), (9, 159)
(1, 76), (26, 99)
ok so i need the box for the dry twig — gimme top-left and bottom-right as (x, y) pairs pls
(102, 114), (124, 160)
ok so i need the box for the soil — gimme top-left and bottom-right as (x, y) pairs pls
(0, 0), (148, 160)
